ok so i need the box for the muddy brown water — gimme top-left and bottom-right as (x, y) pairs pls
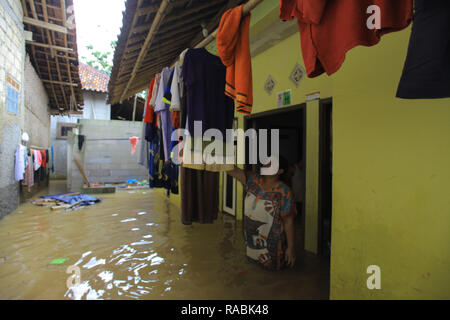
(0, 181), (329, 300)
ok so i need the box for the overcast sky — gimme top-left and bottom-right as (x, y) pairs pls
(73, 0), (126, 64)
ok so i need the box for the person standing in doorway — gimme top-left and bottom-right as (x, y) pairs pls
(227, 156), (297, 270)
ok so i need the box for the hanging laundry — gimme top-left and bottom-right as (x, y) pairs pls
(181, 48), (235, 172)
(33, 149), (42, 171)
(162, 69), (175, 106)
(155, 67), (174, 163)
(279, 0), (413, 78)
(170, 49), (189, 130)
(171, 111), (181, 129)
(129, 136), (140, 155)
(150, 73), (161, 107)
(49, 146), (54, 174)
(180, 167), (219, 225)
(144, 78), (156, 123)
(15, 145), (26, 181)
(170, 61), (183, 112)
(22, 155), (34, 192)
(396, 0), (450, 99)
(149, 127), (164, 189)
(40, 150), (47, 169)
(217, 4), (253, 115)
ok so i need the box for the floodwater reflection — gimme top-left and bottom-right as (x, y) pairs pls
(0, 181), (329, 300)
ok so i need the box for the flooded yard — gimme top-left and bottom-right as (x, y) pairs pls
(0, 181), (329, 300)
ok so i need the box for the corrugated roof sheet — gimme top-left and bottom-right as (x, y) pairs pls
(79, 63), (110, 93)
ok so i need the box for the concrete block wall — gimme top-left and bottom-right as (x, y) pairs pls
(24, 54), (50, 148)
(50, 114), (82, 178)
(67, 119), (148, 191)
(0, 0), (25, 219)
(67, 131), (85, 192)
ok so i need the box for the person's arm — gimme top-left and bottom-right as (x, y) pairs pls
(283, 215), (296, 268)
(226, 165), (246, 185)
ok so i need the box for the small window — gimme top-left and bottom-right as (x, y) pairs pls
(6, 76), (20, 115)
(57, 123), (77, 140)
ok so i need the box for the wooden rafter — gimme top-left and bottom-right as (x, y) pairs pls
(119, 0), (172, 103)
(22, 0), (83, 110)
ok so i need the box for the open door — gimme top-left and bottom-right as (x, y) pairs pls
(318, 99), (333, 257)
(223, 172), (237, 216)
(223, 118), (238, 216)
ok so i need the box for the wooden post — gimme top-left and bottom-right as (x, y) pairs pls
(132, 95), (138, 122)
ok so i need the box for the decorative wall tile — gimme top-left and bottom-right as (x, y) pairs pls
(290, 63), (306, 88)
(264, 74), (276, 95)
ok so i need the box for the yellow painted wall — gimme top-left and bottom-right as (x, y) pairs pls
(330, 27), (450, 299)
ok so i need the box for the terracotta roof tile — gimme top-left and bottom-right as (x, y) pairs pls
(79, 63), (110, 93)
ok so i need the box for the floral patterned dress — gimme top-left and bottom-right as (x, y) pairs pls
(244, 174), (297, 270)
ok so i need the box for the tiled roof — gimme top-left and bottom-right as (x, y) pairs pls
(79, 63), (110, 93)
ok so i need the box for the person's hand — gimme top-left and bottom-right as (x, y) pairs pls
(285, 247), (296, 268)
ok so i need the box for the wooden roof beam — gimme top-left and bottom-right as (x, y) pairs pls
(23, 16), (68, 34)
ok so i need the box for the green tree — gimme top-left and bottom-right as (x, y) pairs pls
(80, 41), (117, 75)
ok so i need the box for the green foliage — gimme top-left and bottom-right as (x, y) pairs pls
(80, 41), (117, 75)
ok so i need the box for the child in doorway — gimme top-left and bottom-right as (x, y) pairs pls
(227, 156), (297, 270)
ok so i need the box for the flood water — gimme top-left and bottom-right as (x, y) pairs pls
(0, 181), (329, 300)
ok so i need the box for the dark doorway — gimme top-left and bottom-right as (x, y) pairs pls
(318, 99), (333, 257)
(244, 104), (306, 248)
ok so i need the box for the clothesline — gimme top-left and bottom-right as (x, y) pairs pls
(29, 145), (49, 150)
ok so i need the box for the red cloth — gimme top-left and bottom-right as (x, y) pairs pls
(129, 137), (139, 155)
(143, 77), (156, 124)
(217, 4), (253, 115)
(171, 111), (180, 129)
(280, 0), (413, 78)
(41, 150), (47, 168)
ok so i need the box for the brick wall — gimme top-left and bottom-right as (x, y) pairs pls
(0, 0), (25, 219)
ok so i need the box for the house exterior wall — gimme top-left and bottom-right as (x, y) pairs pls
(23, 54), (50, 148)
(330, 27), (450, 300)
(0, 0), (25, 219)
(196, 1), (450, 299)
(238, 3), (449, 299)
(82, 91), (111, 121)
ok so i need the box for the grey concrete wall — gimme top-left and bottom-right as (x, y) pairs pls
(0, 0), (25, 219)
(67, 131), (85, 192)
(67, 119), (148, 191)
(23, 54), (50, 148)
(50, 114), (81, 178)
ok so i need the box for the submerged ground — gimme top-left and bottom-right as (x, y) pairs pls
(0, 181), (329, 300)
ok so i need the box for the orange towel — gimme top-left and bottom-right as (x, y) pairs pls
(217, 4), (253, 115)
